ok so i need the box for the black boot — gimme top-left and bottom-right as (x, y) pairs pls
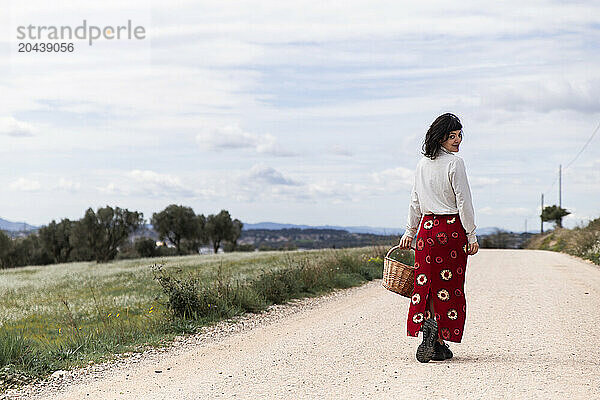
(432, 340), (453, 360)
(416, 318), (438, 363)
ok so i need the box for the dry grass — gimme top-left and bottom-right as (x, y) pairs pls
(525, 217), (600, 265)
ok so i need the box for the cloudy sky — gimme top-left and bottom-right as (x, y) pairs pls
(1, 1), (599, 234)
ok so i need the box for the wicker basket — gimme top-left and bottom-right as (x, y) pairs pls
(382, 245), (416, 298)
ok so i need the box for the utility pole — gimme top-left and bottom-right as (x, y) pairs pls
(525, 219), (527, 234)
(540, 193), (544, 234)
(558, 164), (562, 208)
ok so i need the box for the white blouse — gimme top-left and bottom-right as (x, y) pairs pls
(401, 147), (478, 244)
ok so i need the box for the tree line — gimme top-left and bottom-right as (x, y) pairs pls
(0, 205), (243, 269)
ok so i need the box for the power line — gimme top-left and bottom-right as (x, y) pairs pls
(564, 119), (600, 170)
(543, 173), (559, 199)
(543, 118), (600, 198)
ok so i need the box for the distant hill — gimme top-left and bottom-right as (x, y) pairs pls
(0, 217), (38, 232)
(243, 221), (505, 236)
(477, 227), (508, 235)
(1, 216), (505, 237)
(243, 222), (404, 235)
(240, 228), (396, 250)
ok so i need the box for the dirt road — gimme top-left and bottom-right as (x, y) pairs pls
(10, 249), (600, 399)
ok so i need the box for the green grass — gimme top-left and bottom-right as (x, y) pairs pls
(0, 244), (411, 392)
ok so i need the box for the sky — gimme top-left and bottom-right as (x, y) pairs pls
(0, 0), (599, 234)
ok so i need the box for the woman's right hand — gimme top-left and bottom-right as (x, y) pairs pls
(398, 235), (413, 249)
(467, 241), (479, 255)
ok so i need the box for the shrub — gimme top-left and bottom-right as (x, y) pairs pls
(237, 244), (255, 252)
(151, 264), (203, 319)
(151, 245), (394, 322)
(135, 237), (158, 258)
(223, 242), (255, 252)
(155, 245), (178, 257)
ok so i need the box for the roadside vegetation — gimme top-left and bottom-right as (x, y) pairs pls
(0, 244), (410, 392)
(526, 217), (600, 265)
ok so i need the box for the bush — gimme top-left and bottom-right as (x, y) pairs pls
(151, 245), (393, 322)
(151, 264), (203, 319)
(116, 241), (138, 260)
(155, 245), (178, 257)
(237, 244), (255, 252)
(258, 243), (273, 251)
(223, 243), (255, 252)
(135, 237), (158, 258)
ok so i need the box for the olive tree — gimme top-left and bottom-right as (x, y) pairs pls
(38, 219), (73, 263)
(206, 210), (235, 254)
(71, 206), (144, 263)
(151, 205), (205, 255)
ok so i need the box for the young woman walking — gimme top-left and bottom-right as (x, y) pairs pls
(398, 113), (479, 363)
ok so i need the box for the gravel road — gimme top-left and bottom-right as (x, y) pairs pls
(5, 249), (600, 399)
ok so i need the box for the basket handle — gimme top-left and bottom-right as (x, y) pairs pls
(386, 244), (413, 258)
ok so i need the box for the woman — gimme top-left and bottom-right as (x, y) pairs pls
(398, 112), (479, 363)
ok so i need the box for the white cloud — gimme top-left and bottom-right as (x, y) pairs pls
(563, 159), (600, 184)
(330, 144), (354, 156)
(303, 180), (368, 204)
(563, 209), (596, 227)
(482, 78), (600, 114)
(244, 164), (300, 186)
(372, 166), (414, 189)
(196, 124), (296, 156)
(149, 2), (600, 44)
(129, 170), (201, 198)
(9, 177), (41, 192)
(56, 178), (81, 192)
(97, 170), (199, 198)
(470, 176), (501, 188)
(478, 206), (532, 216)
(231, 164), (370, 204)
(272, 95), (441, 120)
(98, 182), (118, 195)
(0, 116), (35, 137)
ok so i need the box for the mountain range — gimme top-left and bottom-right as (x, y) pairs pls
(242, 222), (505, 236)
(0, 217), (505, 236)
(0, 217), (38, 232)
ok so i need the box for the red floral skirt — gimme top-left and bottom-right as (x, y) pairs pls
(406, 213), (469, 343)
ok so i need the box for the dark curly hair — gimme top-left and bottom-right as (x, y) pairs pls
(421, 113), (463, 159)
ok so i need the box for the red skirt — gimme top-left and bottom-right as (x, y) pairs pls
(406, 213), (469, 343)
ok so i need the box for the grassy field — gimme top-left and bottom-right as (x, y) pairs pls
(0, 244), (410, 391)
